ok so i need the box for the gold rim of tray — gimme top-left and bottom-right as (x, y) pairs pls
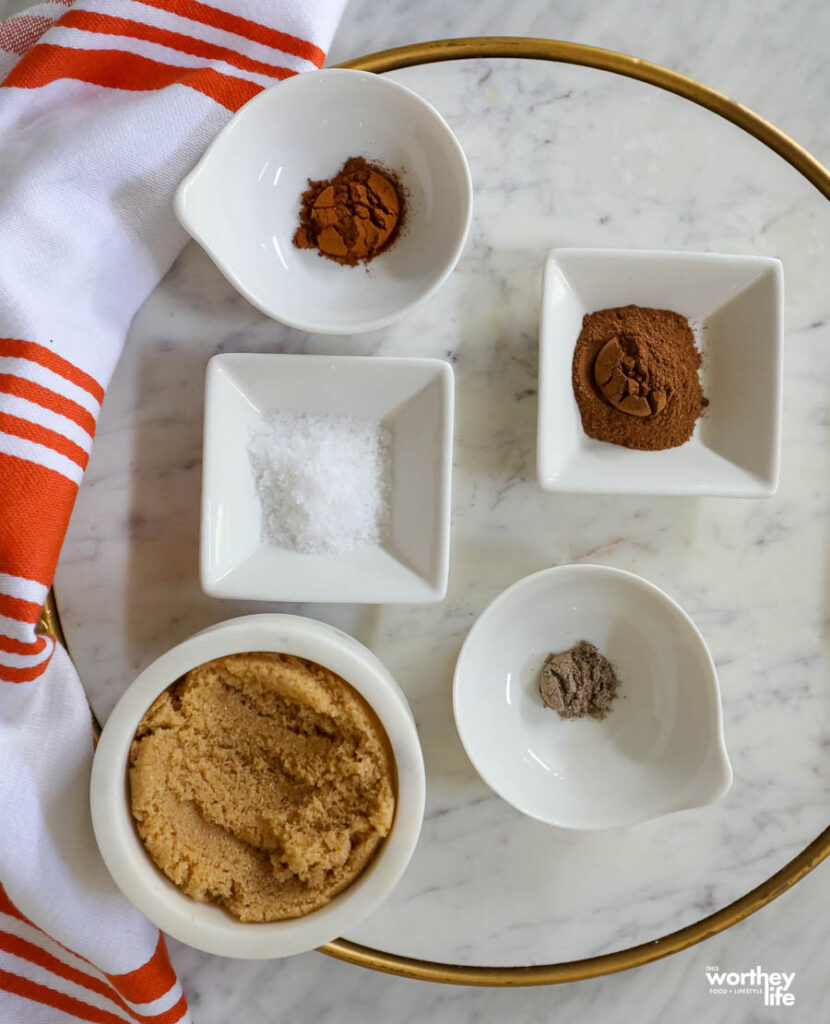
(327, 37), (830, 982)
(44, 36), (830, 988)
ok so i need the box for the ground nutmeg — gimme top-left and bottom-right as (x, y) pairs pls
(539, 640), (621, 721)
(292, 156), (404, 267)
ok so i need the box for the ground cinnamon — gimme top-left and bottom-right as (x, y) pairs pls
(571, 305), (706, 450)
(292, 156), (404, 267)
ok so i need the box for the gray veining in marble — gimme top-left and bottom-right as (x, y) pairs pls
(2, 0), (826, 1018)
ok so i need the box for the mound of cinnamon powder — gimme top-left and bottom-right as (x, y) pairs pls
(293, 156), (403, 267)
(571, 305), (706, 450)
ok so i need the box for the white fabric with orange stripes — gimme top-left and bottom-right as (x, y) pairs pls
(0, 1), (346, 1020)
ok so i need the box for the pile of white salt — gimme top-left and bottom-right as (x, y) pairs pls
(247, 411), (390, 555)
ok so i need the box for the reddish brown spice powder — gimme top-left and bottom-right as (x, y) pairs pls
(292, 156), (404, 267)
(571, 305), (707, 451)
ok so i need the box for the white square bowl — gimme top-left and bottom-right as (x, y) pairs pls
(537, 249), (784, 496)
(201, 354), (454, 603)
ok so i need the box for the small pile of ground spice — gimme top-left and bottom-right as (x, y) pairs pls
(571, 305), (706, 450)
(538, 640), (621, 720)
(292, 156), (404, 267)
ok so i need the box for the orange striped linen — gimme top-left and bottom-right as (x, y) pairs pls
(0, 1), (346, 1019)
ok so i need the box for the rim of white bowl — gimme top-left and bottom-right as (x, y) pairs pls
(174, 68), (474, 335)
(452, 563), (732, 829)
(90, 614), (426, 958)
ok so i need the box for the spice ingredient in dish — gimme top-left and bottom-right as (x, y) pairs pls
(539, 640), (621, 720)
(572, 305), (707, 450)
(129, 652), (396, 922)
(248, 410), (390, 555)
(293, 156), (404, 267)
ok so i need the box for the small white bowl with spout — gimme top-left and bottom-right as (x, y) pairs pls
(175, 68), (472, 334)
(453, 564), (732, 830)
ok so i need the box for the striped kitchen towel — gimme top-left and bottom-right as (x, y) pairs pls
(0, 1), (347, 1021)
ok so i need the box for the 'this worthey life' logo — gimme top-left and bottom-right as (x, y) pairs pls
(705, 965), (795, 1006)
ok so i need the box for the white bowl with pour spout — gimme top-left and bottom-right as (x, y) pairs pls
(175, 68), (472, 334)
(453, 564), (732, 830)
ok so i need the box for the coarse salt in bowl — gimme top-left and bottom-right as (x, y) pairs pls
(201, 353), (454, 604)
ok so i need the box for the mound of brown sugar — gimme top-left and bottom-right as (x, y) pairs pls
(293, 156), (403, 266)
(571, 305), (706, 450)
(129, 652), (396, 922)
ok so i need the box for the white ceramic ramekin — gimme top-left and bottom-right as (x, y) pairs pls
(90, 614), (425, 958)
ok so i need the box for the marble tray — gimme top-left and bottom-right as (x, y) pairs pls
(54, 39), (830, 982)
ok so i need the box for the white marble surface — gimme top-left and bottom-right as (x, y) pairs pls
(4, 0), (826, 1017)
